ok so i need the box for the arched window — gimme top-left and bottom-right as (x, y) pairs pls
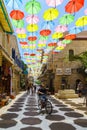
(69, 49), (74, 61)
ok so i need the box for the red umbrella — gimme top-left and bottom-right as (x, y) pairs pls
(40, 29), (51, 36)
(48, 42), (57, 47)
(24, 52), (30, 56)
(64, 34), (76, 40)
(30, 53), (36, 56)
(52, 51), (59, 54)
(65, 0), (84, 14)
(10, 10), (24, 20)
(20, 41), (28, 45)
(28, 36), (37, 41)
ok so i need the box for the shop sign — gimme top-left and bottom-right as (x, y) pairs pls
(56, 68), (63, 75)
(64, 68), (71, 75)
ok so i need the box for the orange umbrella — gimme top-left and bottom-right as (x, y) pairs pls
(48, 42), (57, 47)
(28, 36), (37, 41)
(20, 41), (28, 45)
(64, 34), (76, 40)
(10, 10), (24, 20)
(65, 0), (84, 14)
(40, 29), (51, 36)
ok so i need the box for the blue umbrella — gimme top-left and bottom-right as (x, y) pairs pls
(5, 0), (22, 9)
(69, 26), (83, 34)
(41, 21), (55, 29)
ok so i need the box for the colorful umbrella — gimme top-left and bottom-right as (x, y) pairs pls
(17, 34), (27, 38)
(16, 28), (26, 34)
(64, 34), (76, 40)
(5, 0), (22, 9)
(65, 0), (84, 14)
(46, 0), (63, 7)
(25, 0), (41, 14)
(75, 16), (87, 27)
(27, 24), (38, 32)
(59, 14), (74, 25)
(40, 29), (51, 36)
(12, 19), (24, 28)
(20, 41), (27, 45)
(42, 21), (55, 29)
(26, 15), (39, 24)
(28, 36), (37, 41)
(55, 25), (68, 32)
(62, 39), (72, 44)
(48, 42), (57, 47)
(43, 8), (59, 21)
(84, 8), (87, 15)
(69, 26), (83, 34)
(10, 10), (24, 20)
(52, 32), (63, 39)
(39, 36), (48, 40)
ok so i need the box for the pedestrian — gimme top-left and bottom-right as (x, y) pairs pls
(77, 81), (83, 97)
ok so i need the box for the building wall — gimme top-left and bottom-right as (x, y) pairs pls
(47, 37), (87, 92)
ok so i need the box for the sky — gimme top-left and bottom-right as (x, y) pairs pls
(3, 0), (87, 67)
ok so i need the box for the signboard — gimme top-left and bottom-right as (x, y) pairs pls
(64, 68), (71, 75)
(56, 68), (63, 75)
(56, 68), (71, 75)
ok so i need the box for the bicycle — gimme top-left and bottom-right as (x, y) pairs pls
(38, 95), (53, 114)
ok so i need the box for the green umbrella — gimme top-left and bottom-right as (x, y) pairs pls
(12, 19), (24, 28)
(59, 14), (74, 25)
(39, 36), (48, 40)
(25, 0), (41, 14)
(62, 39), (72, 44)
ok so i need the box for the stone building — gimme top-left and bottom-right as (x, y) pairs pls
(39, 31), (87, 93)
(0, 0), (22, 95)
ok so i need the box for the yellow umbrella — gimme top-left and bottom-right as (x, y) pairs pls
(21, 45), (28, 49)
(52, 32), (63, 39)
(55, 46), (64, 50)
(75, 16), (87, 27)
(43, 8), (59, 21)
(17, 34), (27, 38)
(27, 24), (38, 32)
(29, 45), (36, 49)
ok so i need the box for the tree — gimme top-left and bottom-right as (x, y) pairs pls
(73, 51), (87, 75)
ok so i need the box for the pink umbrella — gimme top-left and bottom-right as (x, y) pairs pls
(16, 28), (26, 34)
(55, 25), (68, 32)
(57, 41), (66, 47)
(26, 15), (39, 24)
(84, 8), (87, 15)
(46, 0), (63, 7)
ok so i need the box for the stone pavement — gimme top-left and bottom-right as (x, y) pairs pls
(0, 91), (87, 130)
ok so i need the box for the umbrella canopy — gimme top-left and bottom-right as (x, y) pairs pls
(10, 10), (24, 20)
(69, 26), (83, 34)
(43, 8), (59, 21)
(59, 14), (74, 25)
(84, 8), (87, 15)
(16, 28), (26, 34)
(52, 32), (63, 39)
(26, 15), (39, 24)
(27, 24), (38, 32)
(17, 34), (27, 38)
(65, 0), (84, 14)
(5, 0), (22, 9)
(25, 0), (41, 14)
(12, 19), (24, 28)
(55, 25), (68, 32)
(64, 34), (76, 40)
(20, 41), (27, 45)
(40, 29), (51, 36)
(75, 16), (87, 27)
(28, 36), (37, 41)
(46, 0), (63, 7)
(62, 39), (72, 44)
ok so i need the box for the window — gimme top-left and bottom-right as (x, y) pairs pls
(69, 49), (74, 61)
